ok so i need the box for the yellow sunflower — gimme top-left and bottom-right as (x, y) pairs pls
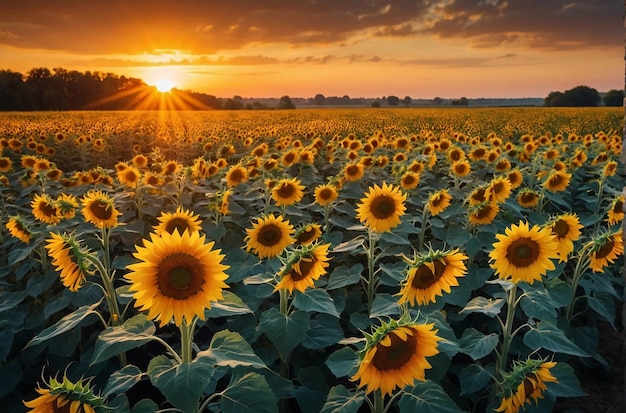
(468, 202), (500, 225)
(55, 193), (79, 220)
(225, 164), (248, 187)
(153, 206), (203, 236)
(589, 229), (623, 273)
(356, 182), (407, 233)
(245, 214), (295, 258)
(352, 317), (441, 396)
(274, 243), (331, 293)
(0, 156), (12, 173)
(294, 223), (322, 246)
(46, 233), (92, 292)
(125, 230), (229, 327)
(314, 183), (338, 206)
(506, 169), (524, 189)
(516, 188), (540, 208)
(451, 159), (471, 177)
(427, 189), (452, 216)
(543, 169), (571, 192)
(31, 193), (60, 224)
(343, 162), (365, 182)
(546, 213), (583, 262)
(496, 360), (558, 413)
(398, 248), (468, 306)
(489, 221), (559, 284)
(218, 189), (232, 216)
(81, 190), (121, 229)
(606, 196), (624, 225)
(271, 177), (305, 207)
(468, 186), (488, 206)
(486, 177), (512, 204)
(24, 375), (106, 413)
(399, 171), (420, 190)
(5, 216), (32, 244)
(116, 165), (141, 187)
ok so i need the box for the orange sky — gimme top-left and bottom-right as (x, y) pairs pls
(0, 1), (622, 99)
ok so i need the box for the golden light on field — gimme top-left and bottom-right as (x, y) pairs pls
(154, 78), (175, 93)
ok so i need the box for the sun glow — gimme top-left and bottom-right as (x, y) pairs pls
(155, 78), (175, 93)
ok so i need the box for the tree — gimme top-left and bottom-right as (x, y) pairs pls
(386, 95), (400, 106)
(371, 100), (381, 108)
(402, 96), (412, 107)
(602, 89), (624, 107)
(451, 97), (469, 106)
(277, 95), (296, 109)
(544, 85), (600, 107)
(312, 94), (326, 105)
(433, 97), (443, 106)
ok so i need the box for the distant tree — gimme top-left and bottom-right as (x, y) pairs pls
(402, 96), (412, 107)
(277, 95), (296, 109)
(544, 85), (600, 107)
(222, 98), (244, 110)
(252, 101), (267, 110)
(433, 97), (443, 106)
(386, 95), (400, 106)
(451, 97), (469, 106)
(0, 70), (26, 110)
(312, 93), (326, 105)
(544, 91), (565, 107)
(371, 100), (381, 108)
(602, 89), (624, 107)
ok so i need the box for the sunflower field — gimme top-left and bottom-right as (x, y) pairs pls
(1, 107), (624, 413)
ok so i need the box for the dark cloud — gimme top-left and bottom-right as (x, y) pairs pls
(0, 0), (620, 55)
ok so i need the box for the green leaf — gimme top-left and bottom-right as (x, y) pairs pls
(523, 320), (589, 357)
(379, 230), (412, 245)
(398, 380), (464, 413)
(259, 308), (310, 357)
(547, 362), (587, 397)
(293, 288), (340, 317)
(0, 330), (13, 362)
(325, 347), (359, 379)
(369, 293), (400, 318)
(103, 365), (143, 397)
(446, 223), (472, 247)
(198, 330), (266, 369)
(459, 296), (504, 318)
(587, 293), (617, 328)
(147, 355), (215, 413)
(458, 364), (493, 395)
(25, 299), (102, 348)
(130, 399), (160, 413)
(205, 291), (253, 318)
(302, 314), (344, 349)
(320, 385), (366, 413)
(458, 328), (499, 361)
(91, 314), (157, 365)
(0, 291), (27, 314)
(519, 289), (558, 321)
(326, 264), (363, 290)
(331, 237), (365, 253)
(221, 371), (278, 413)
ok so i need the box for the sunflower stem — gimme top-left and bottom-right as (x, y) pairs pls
(279, 288), (290, 316)
(179, 318), (196, 364)
(565, 243), (593, 323)
(372, 390), (384, 413)
(366, 229), (378, 313)
(418, 206), (430, 251)
(496, 284), (518, 378)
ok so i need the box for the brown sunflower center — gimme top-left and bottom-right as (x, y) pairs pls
(595, 239), (615, 260)
(506, 238), (539, 268)
(613, 200), (623, 213)
(319, 188), (333, 200)
(157, 253), (205, 299)
(40, 201), (57, 217)
(52, 395), (75, 413)
(403, 175), (417, 186)
(411, 260), (446, 289)
(371, 330), (417, 371)
(289, 257), (315, 282)
(370, 195), (396, 219)
(165, 218), (192, 234)
(296, 228), (317, 244)
(431, 194), (444, 208)
(346, 165), (361, 176)
(520, 192), (538, 203)
(475, 205), (493, 219)
(548, 174), (564, 187)
(229, 168), (244, 182)
(89, 200), (113, 220)
(552, 219), (570, 239)
(492, 181), (504, 194)
(277, 183), (296, 198)
(522, 373), (538, 398)
(471, 189), (486, 203)
(258, 224), (282, 246)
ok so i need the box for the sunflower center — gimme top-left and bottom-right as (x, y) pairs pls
(371, 330), (417, 371)
(548, 174), (563, 187)
(506, 238), (539, 267)
(40, 202), (57, 217)
(431, 194), (444, 208)
(493, 182), (504, 194)
(371, 195), (395, 219)
(522, 373), (538, 398)
(277, 183), (295, 198)
(319, 188), (333, 200)
(595, 240), (615, 259)
(411, 260), (446, 289)
(613, 200), (623, 213)
(520, 192), (538, 203)
(296, 227), (317, 244)
(552, 219), (570, 239)
(157, 253), (205, 299)
(471, 189), (486, 203)
(258, 224), (282, 246)
(90, 201), (113, 220)
(403, 175), (416, 186)
(229, 169), (244, 182)
(346, 165), (360, 176)
(165, 218), (191, 235)
(290, 257), (315, 282)
(475, 205), (493, 219)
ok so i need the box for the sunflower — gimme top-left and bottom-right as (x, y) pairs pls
(468, 186), (488, 206)
(314, 183), (338, 206)
(343, 162), (365, 182)
(400, 171), (420, 190)
(153, 206), (203, 236)
(451, 159), (471, 177)
(294, 223), (322, 246)
(606, 196), (624, 225)
(506, 169), (524, 189)
(602, 160), (618, 177)
(352, 316), (441, 396)
(0, 156), (12, 173)
(543, 169), (571, 192)
(486, 176), (512, 204)
(427, 189), (452, 216)
(546, 213), (583, 262)
(55, 193), (79, 220)
(489, 221), (559, 284)
(398, 248), (468, 306)
(24, 375), (107, 413)
(271, 177), (305, 207)
(516, 188), (540, 208)
(126, 230), (229, 327)
(245, 214), (295, 258)
(46, 233), (92, 292)
(31, 193), (60, 224)
(225, 164), (248, 187)
(81, 190), (121, 229)
(116, 165), (141, 187)
(496, 360), (558, 413)
(274, 243), (331, 293)
(218, 189), (232, 216)
(6, 216), (32, 243)
(468, 202), (500, 225)
(589, 229), (623, 273)
(356, 182), (407, 233)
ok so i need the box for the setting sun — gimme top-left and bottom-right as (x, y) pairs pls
(155, 78), (175, 93)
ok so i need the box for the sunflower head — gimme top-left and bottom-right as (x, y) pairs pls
(588, 228), (624, 273)
(31, 193), (60, 224)
(245, 214), (295, 258)
(427, 189), (452, 216)
(496, 359), (558, 413)
(271, 177), (305, 207)
(606, 195), (624, 225)
(81, 190), (121, 229)
(153, 206), (203, 236)
(356, 182), (407, 233)
(314, 183), (339, 206)
(545, 213), (583, 262)
(6, 215), (32, 244)
(46, 232), (93, 292)
(55, 193), (79, 220)
(468, 202), (500, 226)
(294, 223), (322, 246)
(24, 373), (107, 413)
(274, 242), (331, 293)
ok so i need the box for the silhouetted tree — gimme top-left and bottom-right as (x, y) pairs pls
(312, 93), (326, 105)
(386, 95), (400, 106)
(277, 95), (296, 109)
(433, 97), (443, 106)
(451, 97), (469, 106)
(544, 85), (600, 107)
(602, 89), (624, 107)
(371, 100), (381, 108)
(402, 96), (412, 107)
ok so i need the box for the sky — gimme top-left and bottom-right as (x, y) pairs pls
(0, 0), (622, 99)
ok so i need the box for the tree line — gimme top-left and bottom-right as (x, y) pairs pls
(544, 85), (623, 107)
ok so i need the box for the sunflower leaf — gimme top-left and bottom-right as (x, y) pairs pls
(547, 362), (587, 397)
(91, 314), (157, 365)
(103, 364), (144, 397)
(220, 371), (278, 413)
(259, 308), (310, 357)
(458, 363), (494, 395)
(398, 380), (464, 413)
(458, 328), (499, 361)
(459, 296), (505, 318)
(293, 288), (340, 318)
(523, 320), (589, 357)
(205, 291), (253, 318)
(326, 264), (363, 290)
(320, 385), (366, 413)
(197, 330), (266, 369)
(325, 347), (359, 379)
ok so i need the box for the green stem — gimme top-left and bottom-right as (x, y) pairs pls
(372, 390), (384, 413)
(179, 318), (197, 364)
(496, 284), (518, 376)
(279, 288), (290, 316)
(536, 184), (547, 214)
(565, 243), (593, 322)
(418, 206), (430, 251)
(366, 230), (378, 312)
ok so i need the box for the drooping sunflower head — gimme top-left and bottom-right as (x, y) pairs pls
(314, 183), (339, 206)
(31, 193), (60, 224)
(468, 202), (500, 226)
(153, 206), (203, 236)
(5, 215), (32, 244)
(606, 195), (624, 226)
(602, 160), (618, 177)
(427, 189), (452, 216)
(218, 189), (233, 216)
(81, 190), (121, 229)
(486, 176), (512, 204)
(356, 181), (407, 233)
(398, 248), (468, 306)
(588, 228), (624, 273)
(468, 185), (488, 206)
(352, 315), (441, 396)
(516, 188), (540, 208)
(126, 230), (229, 327)
(55, 193), (79, 220)
(489, 221), (559, 284)
(275, 242), (331, 293)
(543, 169), (571, 192)
(495, 359), (558, 413)
(245, 214), (295, 258)
(24, 374), (107, 413)
(545, 213), (583, 263)
(271, 177), (305, 207)
(294, 223), (322, 246)
(45, 232), (93, 292)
